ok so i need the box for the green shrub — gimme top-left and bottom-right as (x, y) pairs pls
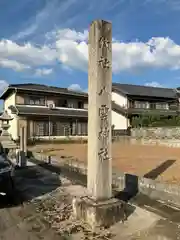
(131, 115), (180, 128)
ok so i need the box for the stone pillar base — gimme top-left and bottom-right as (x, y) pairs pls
(72, 196), (125, 230)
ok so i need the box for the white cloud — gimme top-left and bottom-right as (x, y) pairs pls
(145, 81), (163, 88)
(53, 29), (180, 73)
(47, 29), (88, 42)
(35, 68), (53, 77)
(0, 58), (30, 71)
(0, 40), (57, 66)
(68, 83), (86, 92)
(3, 28), (180, 74)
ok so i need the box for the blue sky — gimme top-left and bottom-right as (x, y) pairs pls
(1, 0), (180, 93)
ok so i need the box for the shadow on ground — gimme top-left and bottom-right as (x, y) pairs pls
(115, 159), (176, 202)
(29, 157), (87, 187)
(0, 164), (61, 209)
(144, 159), (176, 180)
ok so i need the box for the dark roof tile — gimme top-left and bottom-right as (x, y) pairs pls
(112, 83), (178, 99)
(1, 83), (88, 99)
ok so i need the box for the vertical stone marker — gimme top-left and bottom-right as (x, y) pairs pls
(18, 127), (27, 167)
(88, 20), (112, 200)
(73, 20), (123, 230)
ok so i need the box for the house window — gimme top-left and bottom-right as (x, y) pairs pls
(33, 121), (48, 136)
(26, 96), (45, 105)
(155, 103), (169, 110)
(76, 122), (87, 135)
(54, 122), (64, 136)
(134, 101), (149, 109)
(68, 102), (74, 108)
(62, 100), (68, 107)
(35, 122), (44, 136)
(78, 101), (84, 109)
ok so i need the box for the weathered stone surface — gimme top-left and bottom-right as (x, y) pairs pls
(88, 19), (112, 200)
(72, 196), (124, 230)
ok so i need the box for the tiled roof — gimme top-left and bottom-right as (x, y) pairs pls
(112, 83), (178, 99)
(1, 82), (179, 100)
(0, 83), (88, 99)
(9, 105), (88, 118)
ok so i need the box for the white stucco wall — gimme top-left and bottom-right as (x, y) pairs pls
(112, 91), (128, 108)
(111, 91), (129, 130)
(112, 110), (129, 129)
(4, 93), (18, 140)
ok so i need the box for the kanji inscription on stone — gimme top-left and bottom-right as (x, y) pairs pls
(99, 105), (109, 129)
(99, 36), (110, 50)
(99, 105), (109, 119)
(98, 86), (106, 96)
(98, 56), (111, 69)
(98, 148), (109, 162)
(98, 104), (110, 159)
(98, 129), (109, 147)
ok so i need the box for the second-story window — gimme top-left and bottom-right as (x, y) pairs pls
(78, 101), (84, 109)
(25, 96), (45, 105)
(134, 101), (149, 109)
(155, 103), (169, 110)
(68, 102), (74, 108)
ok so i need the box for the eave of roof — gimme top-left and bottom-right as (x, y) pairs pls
(9, 105), (88, 118)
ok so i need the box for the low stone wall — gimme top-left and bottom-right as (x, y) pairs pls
(130, 127), (180, 148)
(131, 127), (180, 139)
(33, 152), (180, 207)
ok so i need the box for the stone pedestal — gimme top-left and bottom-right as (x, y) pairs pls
(72, 196), (124, 230)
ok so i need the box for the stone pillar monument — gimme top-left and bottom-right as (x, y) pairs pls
(87, 20), (112, 200)
(72, 20), (123, 229)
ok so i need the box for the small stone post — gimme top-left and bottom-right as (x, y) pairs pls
(19, 127), (27, 167)
(72, 20), (123, 229)
(24, 125), (27, 156)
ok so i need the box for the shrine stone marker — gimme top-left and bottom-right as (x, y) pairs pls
(87, 19), (112, 200)
(73, 20), (123, 229)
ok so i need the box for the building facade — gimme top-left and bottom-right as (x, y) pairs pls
(1, 84), (88, 140)
(0, 83), (179, 141)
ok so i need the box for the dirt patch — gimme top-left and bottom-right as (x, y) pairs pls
(29, 142), (180, 184)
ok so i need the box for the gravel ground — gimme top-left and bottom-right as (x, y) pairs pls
(0, 160), (180, 239)
(30, 142), (180, 184)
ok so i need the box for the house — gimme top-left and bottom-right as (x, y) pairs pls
(0, 83), (179, 141)
(0, 83), (88, 140)
(112, 83), (180, 128)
